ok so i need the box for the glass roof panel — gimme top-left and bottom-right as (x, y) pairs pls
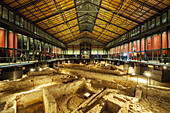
(75, 0), (101, 32)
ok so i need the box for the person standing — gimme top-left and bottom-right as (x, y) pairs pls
(163, 54), (167, 64)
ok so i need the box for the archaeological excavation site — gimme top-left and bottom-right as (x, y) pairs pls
(0, 62), (170, 113)
(0, 0), (170, 113)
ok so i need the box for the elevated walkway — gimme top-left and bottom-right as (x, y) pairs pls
(0, 58), (170, 82)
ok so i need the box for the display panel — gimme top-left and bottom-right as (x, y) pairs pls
(141, 38), (145, 51)
(147, 36), (152, 50)
(0, 29), (5, 48)
(8, 31), (17, 49)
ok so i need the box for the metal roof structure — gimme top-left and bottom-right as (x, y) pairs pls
(2, 0), (169, 44)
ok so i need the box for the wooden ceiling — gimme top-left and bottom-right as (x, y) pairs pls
(2, 0), (170, 44)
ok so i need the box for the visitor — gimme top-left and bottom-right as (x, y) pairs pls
(40, 54), (43, 61)
(163, 54), (167, 64)
(20, 54), (24, 62)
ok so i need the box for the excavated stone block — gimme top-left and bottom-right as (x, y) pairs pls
(86, 104), (103, 113)
(43, 88), (57, 113)
(47, 80), (84, 99)
(113, 95), (127, 103)
(135, 88), (142, 100)
(27, 70), (54, 76)
(1, 108), (15, 113)
(16, 90), (43, 108)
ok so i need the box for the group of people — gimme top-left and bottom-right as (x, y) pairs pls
(20, 53), (56, 62)
(37, 54), (55, 61)
(20, 54), (27, 61)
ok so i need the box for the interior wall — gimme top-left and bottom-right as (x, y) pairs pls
(66, 46), (106, 55)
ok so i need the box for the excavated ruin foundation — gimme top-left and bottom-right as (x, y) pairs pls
(0, 63), (170, 113)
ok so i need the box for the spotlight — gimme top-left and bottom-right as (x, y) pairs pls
(30, 68), (34, 72)
(84, 92), (90, 97)
(131, 73), (136, 76)
(39, 68), (42, 71)
(128, 67), (134, 74)
(62, 71), (66, 74)
(163, 66), (167, 69)
(68, 60), (70, 64)
(145, 71), (151, 77)
(86, 83), (90, 86)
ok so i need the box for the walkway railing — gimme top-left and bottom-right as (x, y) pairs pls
(108, 56), (170, 65)
(1, 56), (170, 66)
(0, 56), (58, 66)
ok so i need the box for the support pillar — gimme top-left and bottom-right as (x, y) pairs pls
(167, 29), (170, 63)
(160, 31), (163, 62)
(127, 43), (129, 60)
(140, 39), (142, 61)
(6, 29), (9, 63)
(12, 30), (16, 63)
(144, 34), (147, 61)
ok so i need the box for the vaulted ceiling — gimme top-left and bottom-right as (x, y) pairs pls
(2, 0), (170, 44)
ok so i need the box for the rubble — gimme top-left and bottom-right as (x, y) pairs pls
(59, 63), (127, 75)
(0, 65), (170, 113)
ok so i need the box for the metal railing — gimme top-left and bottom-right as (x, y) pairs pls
(1, 56), (170, 66)
(109, 56), (170, 65)
(0, 56), (60, 66)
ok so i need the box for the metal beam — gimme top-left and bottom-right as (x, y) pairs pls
(0, 0), (67, 48)
(100, 8), (140, 24)
(46, 17), (77, 31)
(71, 36), (107, 44)
(93, 29), (114, 40)
(74, 0), (81, 34)
(33, 6), (75, 23)
(52, 21), (89, 35)
(8, 0), (18, 5)
(91, 0), (102, 32)
(33, 2), (87, 24)
(88, 2), (141, 24)
(15, 0), (43, 11)
(65, 39), (75, 44)
(23, 10), (157, 13)
(80, 25), (93, 31)
(89, 14), (128, 31)
(52, 24), (79, 35)
(80, 21), (120, 36)
(58, 30), (79, 39)
(103, 0), (151, 18)
(19, 1), (52, 14)
(62, 32), (108, 44)
(65, 36), (107, 44)
(51, 0), (76, 40)
(133, 0), (161, 12)
(59, 33), (83, 42)
(91, 31), (111, 41)
(78, 18), (120, 35)
(94, 24), (121, 35)
(45, 14), (87, 30)
(96, 0), (129, 41)
(30, 1), (141, 24)
(0, 0), (14, 12)
(63, 36), (75, 41)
